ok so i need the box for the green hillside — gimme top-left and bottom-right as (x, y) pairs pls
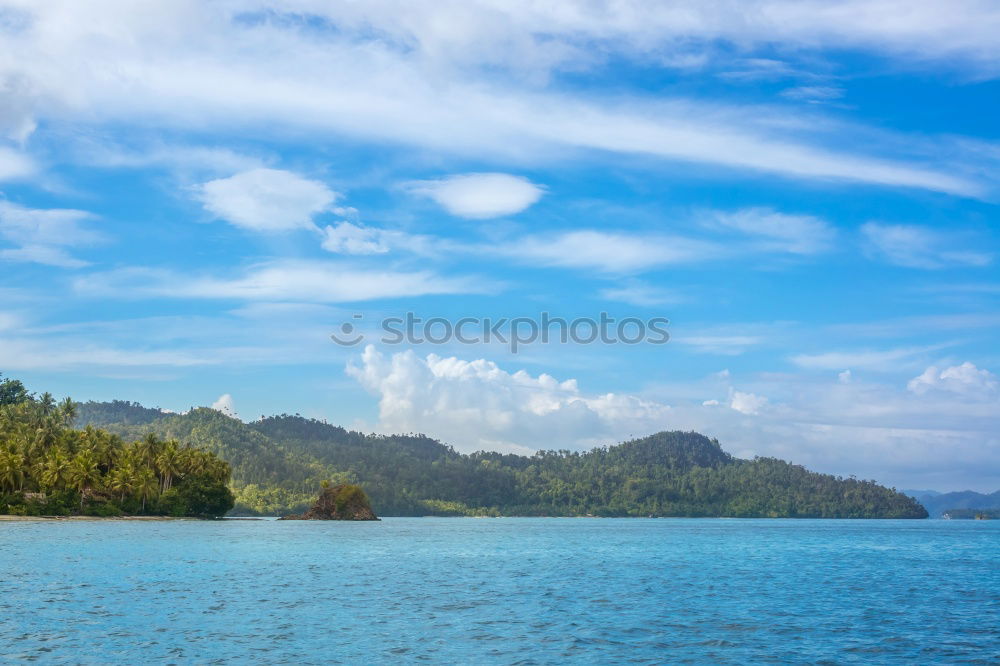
(74, 399), (927, 519)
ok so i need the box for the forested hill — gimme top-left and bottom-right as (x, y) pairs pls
(75, 400), (927, 519)
(906, 489), (1000, 518)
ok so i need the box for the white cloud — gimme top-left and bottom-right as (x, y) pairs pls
(862, 222), (993, 269)
(0, 201), (101, 267)
(0, 2), (991, 195)
(907, 362), (998, 396)
(211, 393), (239, 419)
(670, 322), (788, 355)
(80, 141), (267, 175)
(0, 201), (99, 246)
(0, 146), (34, 181)
(838, 369), (852, 384)
(679, 335), (764, 356)
(0, 336), (213, 370)
(195, 169), (337, 231)
(729, 389), (768, 415)
(408, 173), (544, 219)
(709, 207), (836, 255)
(790, 344), (950, 371)
(347, 345), (672, 452)
(780, 85), (845, 102)
(320, 222), (391, 255)
(319, 222), (444, 257)
(73, 260), (488, 303)
(599, 281), (681, 307)
(505, 230), (719, 273)
(0, 245), (89, 268)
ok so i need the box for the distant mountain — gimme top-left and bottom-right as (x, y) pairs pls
(906, 489), (1000, 518)
(76, 401), (928, 519)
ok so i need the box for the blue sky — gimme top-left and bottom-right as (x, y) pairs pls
(1, 1), (998, 491)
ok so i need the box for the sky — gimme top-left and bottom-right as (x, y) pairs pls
(1, 1), (998, 492)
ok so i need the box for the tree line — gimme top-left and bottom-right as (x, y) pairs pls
(0, 375), (234, 518)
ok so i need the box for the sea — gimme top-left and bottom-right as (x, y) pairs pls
(1, 518), (998, 664)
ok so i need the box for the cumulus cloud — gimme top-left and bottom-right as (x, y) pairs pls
(346, 345), (673, 452)
(408, 173), (544, 219)
(729, 389), (768, 415)
(907, 362), (998, 396)
(195, 169), (337, 231)
(861, 222), (993, 269)
(211, 393), (239, 419)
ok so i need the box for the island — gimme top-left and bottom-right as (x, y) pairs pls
(279, 483), (379, 520)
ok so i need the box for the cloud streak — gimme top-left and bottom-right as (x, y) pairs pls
(0, 2), (993, 196)
(73, 260), (490, 303)
(0, 201), (102, 267)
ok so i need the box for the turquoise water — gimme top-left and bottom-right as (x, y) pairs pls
(1, 518), (998, 664)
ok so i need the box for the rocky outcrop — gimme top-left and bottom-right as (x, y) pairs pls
(279, 484), (379, 521)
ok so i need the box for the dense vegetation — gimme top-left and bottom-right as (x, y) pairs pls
(281, 483), (379, 521)
(0, 376), (234, 518)
(74, 397), (927, 519)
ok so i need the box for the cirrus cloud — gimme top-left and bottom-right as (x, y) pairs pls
(861, 222), (993, 269)
(72, 260), (489, 303)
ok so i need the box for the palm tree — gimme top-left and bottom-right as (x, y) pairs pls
(180, 448), (206, 477)
(155, 441), (181, 493)
(106, 466), (134, 502)
(40, 448), (71, 490)
(135, 468), (158, 513)
(68, 450), (101, 511)
(58, 397), (77, 427)
(137, 434), (160, 468)
(0, 450), (22, 492)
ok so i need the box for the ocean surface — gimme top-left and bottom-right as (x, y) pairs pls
(1, 518), (998, 664)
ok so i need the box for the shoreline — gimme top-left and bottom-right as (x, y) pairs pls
(0, 514), (940, 523)
(0, 515), (201, 522)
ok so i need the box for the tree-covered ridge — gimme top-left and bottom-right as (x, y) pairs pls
(73, 400), (168, 426)
(0, 376), (234, 518)
(75, 399), (927, 518)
